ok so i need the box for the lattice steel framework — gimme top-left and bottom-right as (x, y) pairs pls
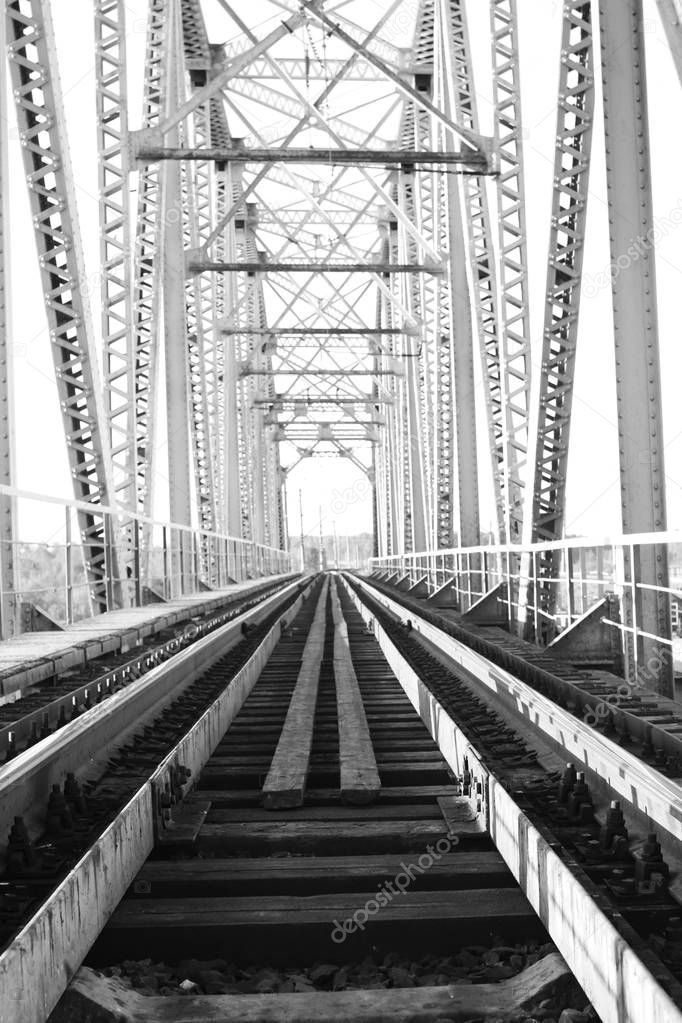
(95, 0), (135, 514)
(529, 1), (594, 635)
(490, 0), (532, 543)
(133, 0), (167, 522)
(3, 0), (674, 701)
(441, 0), (505, 540)
(6, 0), (119, 610)
(0, 9), (14, 635)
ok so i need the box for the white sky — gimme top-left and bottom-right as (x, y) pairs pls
(7, 0), (682, 548)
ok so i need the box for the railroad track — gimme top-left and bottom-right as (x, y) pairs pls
(0, 576), (292, 763)
(360, 573), (682, 774)
(3, 572), (682, 1022)
(46, 573), (585, 1023)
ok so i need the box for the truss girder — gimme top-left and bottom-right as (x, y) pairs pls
(231, 56), (395, 81)
(434, 1), (479, 548)
(184, 161), (217, 534)
(599, 0), (671, 693)
(441, 0), (505, 539)
(133, 0), (167, 522)
(95, 0), (135, 519)
(0, 9), (15, 636)
(529, 1), (594, 633)
(6, 0), (118, 611)
(490, 0), (532, 543)
(161, 0), (193, 542)
(181, 105), (217, 535)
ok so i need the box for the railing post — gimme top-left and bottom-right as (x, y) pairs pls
(566, 545), (575, 627)
(103, 511), (114, 612)
(162, 525), (169, 600)
(194, 531), (200, 590)
(531, 550), (538, 641)
(579, 545), (589, 614)
(133, 517), (142, 607)
(65, 505), (73, 625)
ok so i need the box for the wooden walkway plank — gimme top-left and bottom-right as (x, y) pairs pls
(262, 579), (329, 809)
(330, 578), (381, 805)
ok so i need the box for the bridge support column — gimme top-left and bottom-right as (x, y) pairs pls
(599, 0), (672, 695)
(162, 1), (192, 596)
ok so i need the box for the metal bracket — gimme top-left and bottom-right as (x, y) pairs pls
(128, 127), (163, 166)
(407, 575), (430, 598)
(20, 602), (64, 633)
(548, 594), (623, 673)
(461, 582), (508, 627)
(426, 581), (459, 609)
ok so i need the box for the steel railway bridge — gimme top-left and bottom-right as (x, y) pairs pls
(0, 0), (680, 699)
(4, 5), (682, 1022)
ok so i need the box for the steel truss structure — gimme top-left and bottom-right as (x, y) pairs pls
(1, 0), (678, 695)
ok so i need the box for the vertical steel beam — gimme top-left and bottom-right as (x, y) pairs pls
(133, 0), (167, 583)
(161, 2), (192, 539)
(440, 0), (505, 540)
(94, 0), (135, 606)
(377, 239), (401, 556)
(0, 7), (15, 637)
(397, 169), (428, 552)
(6, 0), (119, 613)
(598, 0), (672, 693)
(221, 166), (242, 541)
(245, 220), (266, 548)
(490, 0), (532, 544)
(179, 2), (220, 545)
(184, 155), (217, 536)
(212, 164), (228, 530)
(95, 0), (135, 510)
(435, 1), (480, 548)
(529, 1), (594, 640)
(445, 172), (479, 547)
(223, 337), (242, 539)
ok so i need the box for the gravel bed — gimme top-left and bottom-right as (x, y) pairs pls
(99, 938), (599, 1021)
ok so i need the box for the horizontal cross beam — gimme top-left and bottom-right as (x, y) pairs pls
(135, 145), (491, 170)
(192, 261), (443, 275)
(243, 369), (400, 376)
(221, 328), (404, 335)
(255, 397), (390, 406)
(265, 418), (384, 426)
